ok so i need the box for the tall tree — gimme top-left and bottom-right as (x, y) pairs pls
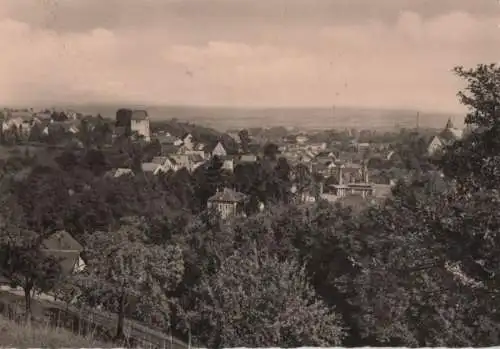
(440, 64), (500, 191)
(75, 218), (184, 340)
(238, 129), (251, 153)
(190, 244), (345, 348)
(0, 193), (62, 321)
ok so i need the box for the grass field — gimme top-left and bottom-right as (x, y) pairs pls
(0, 289), (113, 347)
(0, 288), (188, 349)
(0, 315), (112, 348)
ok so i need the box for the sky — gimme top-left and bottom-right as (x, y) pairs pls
(0, 0), (499, 112)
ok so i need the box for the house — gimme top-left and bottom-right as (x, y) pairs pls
(157, 133), (181, 146)
(169, 154), (205, 172)
(0, 231), (85, 288)
(40, 230), (86, 275)
(152, 156), (178, 172)
(237, 154), (258, 164)
(211, 141), (227, 157)
(296, 135), (309, 144)
(9, 111), (34, 135)
(207, 188), (247, 220)
(427, 135), (444, 155)
(221, 157), (235, 172)
(383, 150), (397, 161)
(195, 143), (206, 151)
(46, 121), (79, 137)
(315, 151), (337, 164)
(327, 162), (374, 199)
(105, 168), (134, 178)
(227, 132), (242, 144)
(141, 162), (167, 175)
(34, 111), (53, 122)
(115, 108), (151, 141)
(308, 142), (328, 152)
(427, 117), (464, 155)
(313, 160), (337, 176)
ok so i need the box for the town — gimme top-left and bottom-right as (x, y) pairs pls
(0, 106), (465, 217)
(0, 84), (491, 348)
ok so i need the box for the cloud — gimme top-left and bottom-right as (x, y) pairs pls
(0, 2), (499, 112)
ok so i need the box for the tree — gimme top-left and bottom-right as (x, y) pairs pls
(263, 142), (280, 161)
(190, 244), (345, 348)
(238, 129), (251, 153)
(75, 218), (184, 340)
(293, 163), (311, 202)
(0, 193), (62, 321)
(439, 64), (500, 191)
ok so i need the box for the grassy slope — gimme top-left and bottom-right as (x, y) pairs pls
(0, 315), (112, 348)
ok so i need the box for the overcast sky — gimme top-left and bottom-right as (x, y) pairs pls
(1, 0), (499, 112)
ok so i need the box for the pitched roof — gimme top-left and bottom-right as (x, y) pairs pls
(316, 151), (336, 158)
(111, 168), (134, 177)
(41, 250), (81, 275)
(10, 111), (34, 121)
(42, 230), (83, 251)
(211, 141), (227, 155)
(208, 188), (246, 203)
(157, 134), (179, 144)
(188, 154), (205, 163)
(239, 154), (258, 162)
(141, 162), (161, 173)
(152, 156), (170, 165)
(161, 144), (180, 154)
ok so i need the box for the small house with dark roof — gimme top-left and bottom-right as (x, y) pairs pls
(40, 231), (86, 275)
(207, 187), (247, 219)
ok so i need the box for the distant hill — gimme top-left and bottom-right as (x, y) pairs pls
(23, 104), (465, 132)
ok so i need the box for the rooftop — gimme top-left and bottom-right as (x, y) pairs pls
(208, 188), (246, 203)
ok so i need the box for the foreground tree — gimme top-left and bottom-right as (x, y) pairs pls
(75, 218), (184, 340)
(190, 244), (345, 348)
(439, 64), (500, 191)
(0, 193), (61, 321)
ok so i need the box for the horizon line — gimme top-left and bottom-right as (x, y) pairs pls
(0, 102), (465, 115)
